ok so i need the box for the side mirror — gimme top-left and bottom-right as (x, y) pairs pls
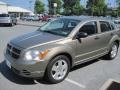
(76, 32), (88, 39)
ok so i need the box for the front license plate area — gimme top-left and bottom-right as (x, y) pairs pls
(6, 60), (11, 69)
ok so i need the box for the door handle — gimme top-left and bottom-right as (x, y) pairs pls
(94, 36), (100, 40)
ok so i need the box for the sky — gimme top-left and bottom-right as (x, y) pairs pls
(0, 0), (118, 12)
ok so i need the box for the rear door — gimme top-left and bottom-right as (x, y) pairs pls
(97, 21), (115, 51)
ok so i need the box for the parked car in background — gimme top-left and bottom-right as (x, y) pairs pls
(39, 15), (44, 21)
(0, 14), (17, 26)
(25, 15), (34, 21)
(47, 16), (58, 21)
(32, 16), (39, 21)
(41, 15), (53, 21)
(114, 19), (120, 28)
(21, 16), (28, 21)
(5, 17), (120, 84)
(25, 15), (39, 21)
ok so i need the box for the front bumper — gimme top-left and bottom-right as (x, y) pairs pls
(4, 53), (48, 78)
(0, 20), (11, 24)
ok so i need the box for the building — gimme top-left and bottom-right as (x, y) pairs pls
(0, 1), (8, 14)
(0, 1), (34, 18)
(8, 6), (34, 18)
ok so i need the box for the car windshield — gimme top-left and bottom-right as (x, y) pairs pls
(38, 18), (80, 36)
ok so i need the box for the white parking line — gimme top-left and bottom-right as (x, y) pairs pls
(65, 78), (86, 89)
(34, 80), (39, 84)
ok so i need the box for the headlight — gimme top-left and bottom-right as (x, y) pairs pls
(24, 50), (49, 61)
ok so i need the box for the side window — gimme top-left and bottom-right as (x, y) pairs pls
(110, 22), (115, 30)
(79, 21), (97, 36)
(68, 21), (77, 28)
(100, 21), (111, 32)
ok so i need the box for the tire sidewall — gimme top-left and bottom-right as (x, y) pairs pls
(45, 55), (70, 84)
(109, 42), (118, 59)
(9, 22), (14, 26)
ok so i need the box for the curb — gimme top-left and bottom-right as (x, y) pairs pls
(100, 79), (120, 90)
(18, 23), (41, 27)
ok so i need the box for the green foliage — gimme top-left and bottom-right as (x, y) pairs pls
(72, 0), (84, 15)
(87, 0), (107, 16)
(111, 10), (118, 17)
(116, 0), (120, 15)
(62, 0), (84, 15)
(34, 0), (45, 14)
(116, 0), (120, 6)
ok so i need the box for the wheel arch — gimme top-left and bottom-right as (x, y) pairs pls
(114, 40), (119, 47)
(48, 52), (73, 69)
(108, 35), (120, 49)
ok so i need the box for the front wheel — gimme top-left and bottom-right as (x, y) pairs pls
(105, 42), (118, 60)
(45, 55), (70, 84)
(9, 22), (14, 26)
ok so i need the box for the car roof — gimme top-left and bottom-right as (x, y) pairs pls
(60, 16), (111, 22)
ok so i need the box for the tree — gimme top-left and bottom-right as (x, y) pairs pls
(62, 0), (77, 15)
(97, 0), (107, 16)
(111, 10), (118, 17)
(72, 0), (84, 15)
(63, 0), (84, 15)
(34, 0), (45, 14)
(87, 0), (107, 16)
(116, 0), (120, 7)
(116, 0), (120, 15)
(48, 0), (62, 14)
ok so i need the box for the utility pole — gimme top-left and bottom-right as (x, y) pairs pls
(49, 0), (52, 14)
(29, 0), (33, 11)
(54, 3), (57, 15)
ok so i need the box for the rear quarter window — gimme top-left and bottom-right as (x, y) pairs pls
(110, 22), (116, 30)
(100, 21), (111, 32)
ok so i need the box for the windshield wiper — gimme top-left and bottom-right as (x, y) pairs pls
(41, 30), (61, 36)
(37, 29), (53, 34)
(42, 30), (55, 34)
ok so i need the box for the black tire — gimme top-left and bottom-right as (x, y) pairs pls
(14, 23), (17, 25)
(44, 55), (70, 84)
(9, 22), (14, 27)
(105, 42), (118, 60)
(14, 22), (17, 25)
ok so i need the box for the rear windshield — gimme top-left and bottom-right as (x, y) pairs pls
(0, 14), (9, 17)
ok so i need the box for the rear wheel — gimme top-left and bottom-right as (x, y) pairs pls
(105, 42), (118, 60)
(45, 55), (70, 84)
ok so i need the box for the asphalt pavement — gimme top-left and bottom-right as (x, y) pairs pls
(0, 22), (120, 90)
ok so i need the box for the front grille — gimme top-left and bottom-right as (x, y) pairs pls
(22, 70), (31, 75)
(13, 47), (21, 54)
(6, 44), (21, 59)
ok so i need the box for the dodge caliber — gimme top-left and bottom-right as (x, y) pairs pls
(4, 17), (120, 83)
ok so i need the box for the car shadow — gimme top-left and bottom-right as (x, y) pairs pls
(71, 59), (100, 71)
(0, 61), (50, 85)
(0, 59), (100, 85)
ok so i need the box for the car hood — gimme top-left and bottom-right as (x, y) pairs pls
(10, 31), (64, 49)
